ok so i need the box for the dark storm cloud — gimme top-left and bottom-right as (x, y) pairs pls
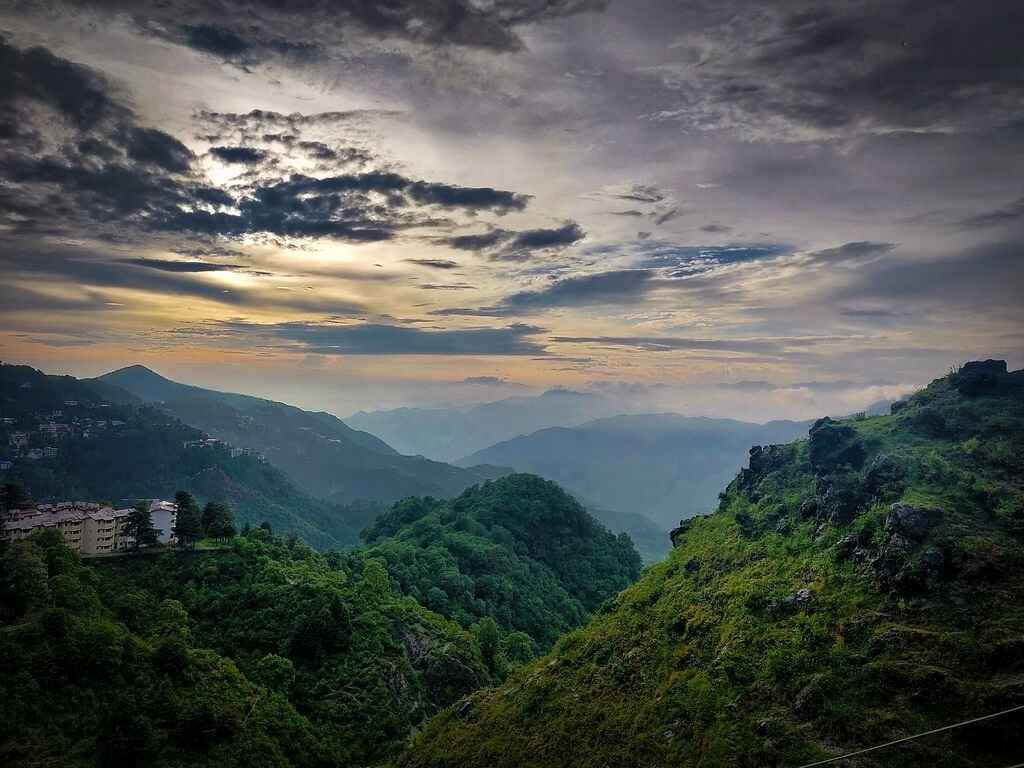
(445, 230), (512, 251)
(51, 0), (607, 61)
(118, 258), (264, 274)
(442, 221), (584, 260)
(612, 184), (666, 203)
(126, 127), (195, 172)
(647, 0), (1024, 138)
(653, 208), (682, 225)
(404, 259), (460, 269)
(0, 39), (536, 248)
(508, 222), (584, 250)
(209, 146), (269, 164)
(182, 24), (251, 57)
(210, 320), (548, 356)
(957, 196), (1024, 229)
(0, 38), (126, 130)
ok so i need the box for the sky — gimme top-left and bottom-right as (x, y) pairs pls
(1, 0), (1022, 420)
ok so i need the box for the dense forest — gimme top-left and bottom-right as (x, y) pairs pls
(403, 361), (1024, 767)
(0, 528), (488, 766)
(355, 474), (641, 651)
(0, 473), (640, 765)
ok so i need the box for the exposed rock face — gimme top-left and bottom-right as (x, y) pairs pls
(670, 517), (699, 548)
(748, 444), (788, 475)
(886, 504), (942, 541)
(808, 417), (867, 472)
(956, 359), (1008, 396)
(863, 454), (905, 499)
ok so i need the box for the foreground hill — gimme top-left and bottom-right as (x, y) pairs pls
(353, 474), (642, 653)
(99, 365), (507, 505)
(459, 414), (810, 531)
(402, 361), (1024, 768)
(0, 363), (360, 547)
(0, 530), (489, 767)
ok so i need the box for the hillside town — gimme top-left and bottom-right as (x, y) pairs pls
(1, 499), (178, 556)
(1, 394), (127, 470)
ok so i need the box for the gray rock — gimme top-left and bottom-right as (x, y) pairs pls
(886, 504), (942, 541)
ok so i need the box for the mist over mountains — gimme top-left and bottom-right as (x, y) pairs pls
(459, 414), (812, 531)
(347, 389), (615, 463)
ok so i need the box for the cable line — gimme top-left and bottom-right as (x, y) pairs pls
(796, 703), (1024, 767)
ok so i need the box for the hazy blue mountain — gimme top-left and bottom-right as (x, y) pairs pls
(98, 365), (508, 505)
(347, 389), (615, 462)
(459, 413), (812, 531)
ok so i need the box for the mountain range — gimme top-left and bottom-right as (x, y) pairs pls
(459, 413), (813, 531)
(97, 365), (508, 506)
(346, 389), (615, 462)
(401, 360), (1024, 768)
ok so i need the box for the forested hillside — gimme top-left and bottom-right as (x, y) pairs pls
(100, 366), (508, 506)
(0, 363), (362, 547)
(354, 474), (642, 653)
(0, 474), (643, 767)
(403, 361), (1024, 768)
(0, 529), (490, 767)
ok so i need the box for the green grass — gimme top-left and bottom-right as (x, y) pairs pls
(400, 365), (1024, 768)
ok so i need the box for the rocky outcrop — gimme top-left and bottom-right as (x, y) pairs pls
(808, 417), (866, 473)
(955, 359), (1007, 396)
(885, 504), (942, 541)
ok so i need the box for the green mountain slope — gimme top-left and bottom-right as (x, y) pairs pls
(0, 363), (360, 547)
(99, 365), (509, 505)
(353, 474), (642, 655)
(401, 361), (1024, 768)
(0, 529), (489, 767)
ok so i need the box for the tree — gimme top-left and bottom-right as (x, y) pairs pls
(126, 503), (158, 549)
(202, 501), (235, 541)
(0, 481), (30, 515)
(172, 491), (202, 549)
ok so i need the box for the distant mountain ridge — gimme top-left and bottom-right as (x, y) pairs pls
(97, 365), (508, 506)
(459, 413), (813, 531)
(347, 389), (614, 462)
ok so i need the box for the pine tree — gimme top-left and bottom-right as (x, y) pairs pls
(126, 502), (158, 549)
(172, 491), (202, 549)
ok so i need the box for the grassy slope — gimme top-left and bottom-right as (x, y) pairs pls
(401, 363), (1024, 768)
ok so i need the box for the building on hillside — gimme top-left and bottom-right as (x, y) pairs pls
(0, 458), (12, 471)
(1, 503), (135, 554)
(146, 499), (178, 544)
(2, 498), (178, 554)
(8, 432), (28, 449)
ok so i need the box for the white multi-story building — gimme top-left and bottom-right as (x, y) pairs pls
(1, 499), (179, 555)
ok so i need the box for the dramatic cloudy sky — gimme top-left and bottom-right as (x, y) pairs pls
(1, 0), (1022, 419)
